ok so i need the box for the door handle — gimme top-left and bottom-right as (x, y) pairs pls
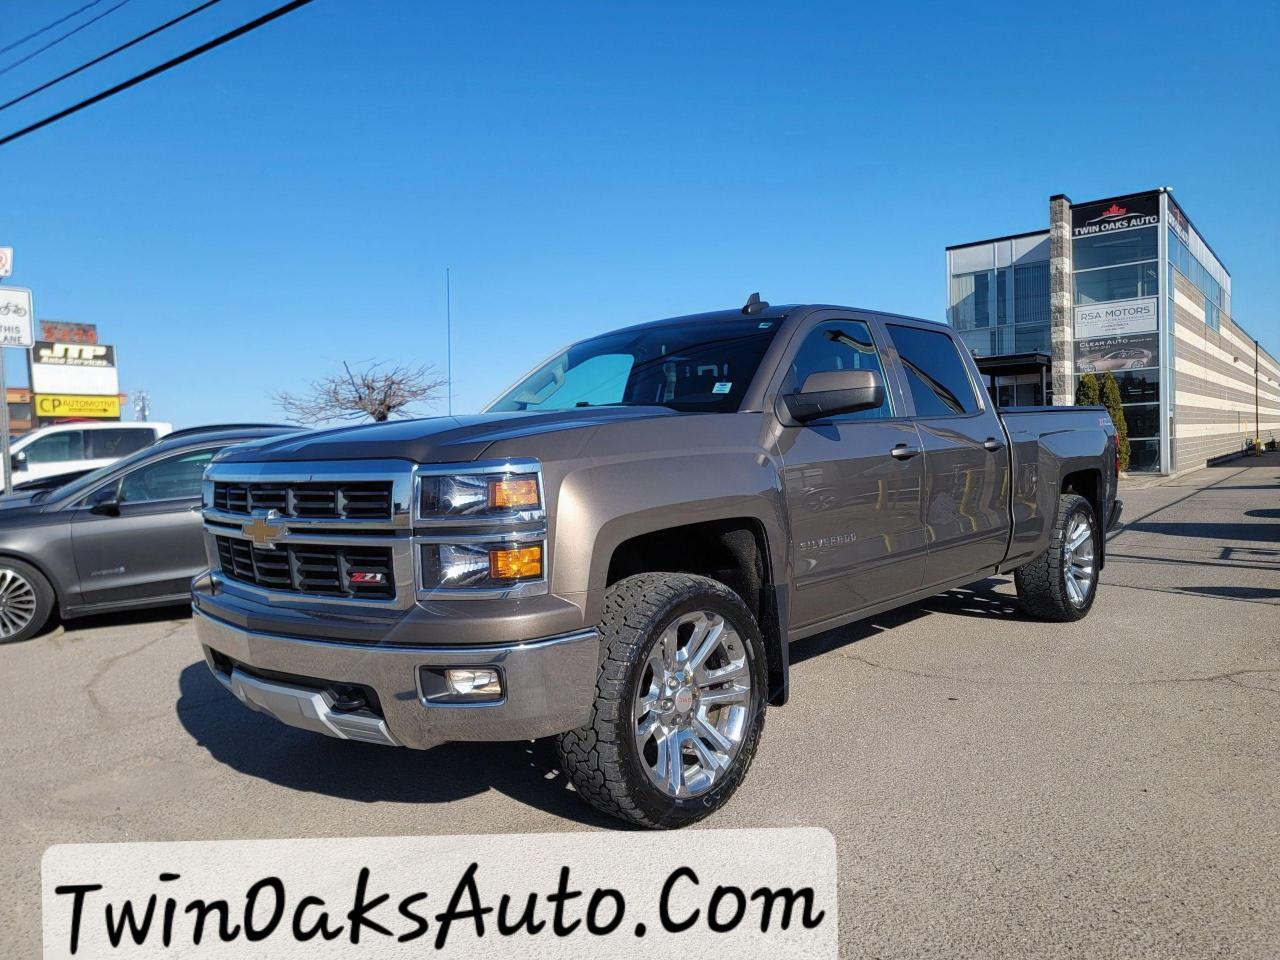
(983, 437), (1003, 452)
(890, 443), (921, 461)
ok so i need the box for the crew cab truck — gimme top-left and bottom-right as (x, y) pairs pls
(193, 300), (1121, 828)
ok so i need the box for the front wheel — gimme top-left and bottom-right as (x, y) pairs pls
(557, 573), (768, 828)
(1014, 493), (1099, 621)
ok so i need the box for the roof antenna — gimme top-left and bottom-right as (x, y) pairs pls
(742, 292), (769, 315)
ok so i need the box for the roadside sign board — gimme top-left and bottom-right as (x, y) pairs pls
(1073, 296), (1158, 340)
(34, 394), (121, 419)
(0, 286), (34, 346)
(0, 246), (11, 278)
(32, 341), (119, 395)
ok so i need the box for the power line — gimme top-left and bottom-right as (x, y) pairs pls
(0, 0), (110, 57)
(0, 0), (136, 79)
(0, 0), (318, 149)
(0, 0), (225, 115)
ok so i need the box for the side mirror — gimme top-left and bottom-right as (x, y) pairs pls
(88, 484), (121, 516)
(781, 369), (885, 424)
(10, 451), (25, 473)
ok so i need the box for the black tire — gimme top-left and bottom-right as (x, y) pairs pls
(1014, 493), (1099, 622)
(557, 572), (768, 829)
(0, 557), (56, 644)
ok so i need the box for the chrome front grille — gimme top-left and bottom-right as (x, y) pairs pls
(204, 459), (415, 609)
(215, 537), (395, 599)
(213, 480), (394, 521)
(202, 457), (546, 609)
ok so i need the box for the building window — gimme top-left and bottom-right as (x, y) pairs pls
(1074, 262), (1160, 305)
(951, 270), (993, 330)
(1013, 261), (1050, 326)
(1122, 403), (1161, 439)
(1128, 439), (1161, 472)
(1073, 227), (1159, 270)
(1168, 227), (1226, 331)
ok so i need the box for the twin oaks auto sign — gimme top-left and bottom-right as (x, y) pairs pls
(1071, 194), (1160, 238)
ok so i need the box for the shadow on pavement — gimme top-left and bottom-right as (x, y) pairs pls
(1178, 585), (1280, 602)
(174, 662), (623, 829)
(791, 577), (1023, 665)
(1121, 520), (1280, 544)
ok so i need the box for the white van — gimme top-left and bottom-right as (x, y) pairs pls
(6, 422), (173, 485)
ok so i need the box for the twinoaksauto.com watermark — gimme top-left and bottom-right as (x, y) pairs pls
(42, 829), (836, 959)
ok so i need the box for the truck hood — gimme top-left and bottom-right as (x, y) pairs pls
(213, 407), (682, 464)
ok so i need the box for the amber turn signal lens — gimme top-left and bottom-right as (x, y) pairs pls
(488, 545), (543, 581)
(488, 476), (540, 510)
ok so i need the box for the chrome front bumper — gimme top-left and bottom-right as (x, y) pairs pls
(195, 608), (600, 750)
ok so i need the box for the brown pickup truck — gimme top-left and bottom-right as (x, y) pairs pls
(192, 298), (1121, 827)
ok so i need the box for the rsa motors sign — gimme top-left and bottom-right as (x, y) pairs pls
(1072, 193), (1160, 237)
(1074, 296), (1158, 340)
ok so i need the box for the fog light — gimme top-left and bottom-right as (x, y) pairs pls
(445, 668), (503, 699)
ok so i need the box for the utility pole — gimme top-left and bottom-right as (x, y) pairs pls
(1256, 339), (1261, 456)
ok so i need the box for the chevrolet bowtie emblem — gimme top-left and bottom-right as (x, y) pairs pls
(242, 510), (286, 550)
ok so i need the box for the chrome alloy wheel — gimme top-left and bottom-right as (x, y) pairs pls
(1063, 513), (1096, 607)
(632, 610), (752, 799)
(0, 568), (38, 639)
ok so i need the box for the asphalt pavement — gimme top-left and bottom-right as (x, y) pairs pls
(2, 454), (1277, 958)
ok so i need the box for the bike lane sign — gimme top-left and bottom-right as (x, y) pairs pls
(0, 286), (34, 347)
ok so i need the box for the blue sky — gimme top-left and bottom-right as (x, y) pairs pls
(1, 0), (1277, 426)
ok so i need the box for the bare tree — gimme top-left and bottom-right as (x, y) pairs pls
(274, 360), (447, 424)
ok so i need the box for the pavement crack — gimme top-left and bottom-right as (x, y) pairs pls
(835, 653), (1280, 698)
(83, 623), (187, 718)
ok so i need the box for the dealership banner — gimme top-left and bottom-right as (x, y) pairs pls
(1075, 332), (1160, 373)
(31, 341), (119, 396)
(42, 829), (837, 959)
(34, 394), (121, 419)
(1073, 296), (1158, 339)
(1071, 193), (1160, 238)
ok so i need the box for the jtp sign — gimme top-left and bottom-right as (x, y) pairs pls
(0, 286), (34, 347)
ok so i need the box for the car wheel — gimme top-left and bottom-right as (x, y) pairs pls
(0, 558), (55, 643)
(1014, 494), (1099, 622)
(557, 572), (768, 828)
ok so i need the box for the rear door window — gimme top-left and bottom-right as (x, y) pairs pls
(87, 428), (155, 459)
(23, 431), (85, 464)
(885, 325), (980, 417)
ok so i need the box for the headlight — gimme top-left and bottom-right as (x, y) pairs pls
(414, 460), (547, 599)
(420, 541), (544, 590)
(418, 471), (542, 520)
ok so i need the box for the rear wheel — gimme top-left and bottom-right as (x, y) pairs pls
(1015, 493), (1099, 621)
(0, 559), (55, 643)
(557, 573), (767, 828)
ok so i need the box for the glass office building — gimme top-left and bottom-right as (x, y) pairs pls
(948, 189), (1280, 474)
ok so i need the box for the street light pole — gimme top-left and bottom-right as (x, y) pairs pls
(446, 267), (452, 417)
(1256, 339), (1261, 456)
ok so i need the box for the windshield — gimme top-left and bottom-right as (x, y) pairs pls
(486, 317), (781, 414)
